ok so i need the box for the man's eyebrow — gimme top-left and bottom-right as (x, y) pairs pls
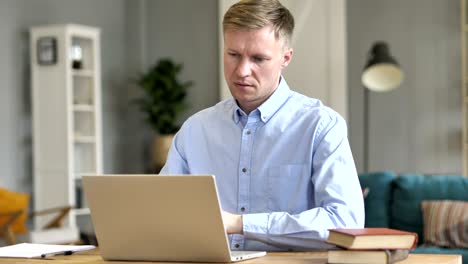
(251, 53), (271, 58)
(225, 48), (271, 58)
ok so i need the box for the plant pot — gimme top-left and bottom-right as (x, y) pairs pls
(152, 134), (174, 170)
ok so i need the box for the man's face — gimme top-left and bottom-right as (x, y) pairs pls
(223, 26), (293, 113)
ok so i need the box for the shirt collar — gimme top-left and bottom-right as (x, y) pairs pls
(231, 76), (292, 124)
(257, 76), (292, 123)
(233, 106), (245, 124)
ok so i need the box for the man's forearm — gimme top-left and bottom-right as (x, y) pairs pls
(241, 204), (363, 250)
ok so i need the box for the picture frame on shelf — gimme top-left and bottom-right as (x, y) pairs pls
(37, 37), (57, 65)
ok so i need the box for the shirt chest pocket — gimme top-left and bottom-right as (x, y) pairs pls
(267, 164), (310, 213)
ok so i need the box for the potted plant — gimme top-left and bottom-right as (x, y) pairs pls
(135, 58), (193, 170)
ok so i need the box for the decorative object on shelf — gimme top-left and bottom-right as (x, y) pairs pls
(361, 41), (403, 172)
(71, 45), (83, 69)
(36, 37), (57, 65)
(134, 58), (193, 171)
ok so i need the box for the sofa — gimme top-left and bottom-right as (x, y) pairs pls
(359, 171), (468, 264)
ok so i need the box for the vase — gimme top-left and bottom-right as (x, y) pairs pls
(152, 134), (174, 171)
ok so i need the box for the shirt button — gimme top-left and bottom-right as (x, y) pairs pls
(246, 130), (251, 135)
(235, 244), (240, 248)
(241, 207), (245, 212)
(242, 168), (247, 173)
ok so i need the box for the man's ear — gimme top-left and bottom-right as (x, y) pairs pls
(281, 48), (293, 69)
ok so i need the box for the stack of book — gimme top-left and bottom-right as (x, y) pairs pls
(326, 228), (418, 264)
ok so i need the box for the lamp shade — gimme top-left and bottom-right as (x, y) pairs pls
(361, 42), (403, 92)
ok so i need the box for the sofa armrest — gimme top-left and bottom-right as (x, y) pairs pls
(358, 171), (397, 227)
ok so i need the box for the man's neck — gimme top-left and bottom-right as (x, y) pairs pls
(236, 76), (282, 114)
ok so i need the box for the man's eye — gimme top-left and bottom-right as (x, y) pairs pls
(253, 57), (266, 63)
(228, 52), (239, 57)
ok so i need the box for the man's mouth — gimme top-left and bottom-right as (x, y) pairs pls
(234, 81), (253, 88)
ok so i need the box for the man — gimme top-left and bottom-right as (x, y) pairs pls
(160, 0), (364, 251)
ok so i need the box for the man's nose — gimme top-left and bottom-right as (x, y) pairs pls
(235, 59), (252, 77)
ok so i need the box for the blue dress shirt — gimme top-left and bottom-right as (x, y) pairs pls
(160, 78), (364, 251)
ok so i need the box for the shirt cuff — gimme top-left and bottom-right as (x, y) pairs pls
(242, 213), (269, 239)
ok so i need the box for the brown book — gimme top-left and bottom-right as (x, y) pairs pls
(328, 249), (409, 264)
(327, 228), (418, 250)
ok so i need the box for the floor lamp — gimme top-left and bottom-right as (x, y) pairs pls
(361, 42), (403, 172)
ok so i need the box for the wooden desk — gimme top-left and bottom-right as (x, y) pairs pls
(0, 249), (461, 264)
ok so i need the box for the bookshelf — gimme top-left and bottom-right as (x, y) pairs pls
(30, 24), (103, 231)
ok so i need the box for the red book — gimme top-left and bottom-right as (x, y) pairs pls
(327, 228), (418, 250)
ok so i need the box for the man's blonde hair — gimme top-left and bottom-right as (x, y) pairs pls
(223, 0), (294, 48)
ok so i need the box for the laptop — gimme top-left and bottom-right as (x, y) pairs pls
(82, 174), (266, 262)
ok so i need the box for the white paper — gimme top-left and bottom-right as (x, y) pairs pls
(0, 243), (95, 258)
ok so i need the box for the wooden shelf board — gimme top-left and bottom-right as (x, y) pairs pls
(73, 104), (94, 112)
(74, 136), (96, 143)
(72, 69), (94, 77)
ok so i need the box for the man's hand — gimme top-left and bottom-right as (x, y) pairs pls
(221, 210), (243, 234)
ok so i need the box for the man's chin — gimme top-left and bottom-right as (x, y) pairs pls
(233, 84), (255, 94)
(232, 93), (255, 103)
(229, 88), (252, 99)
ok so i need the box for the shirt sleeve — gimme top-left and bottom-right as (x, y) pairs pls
(242, 114), (365, 250)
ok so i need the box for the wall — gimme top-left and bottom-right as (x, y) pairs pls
(127, 0), (219, 172)
(347, 0), (461, 174)
(0, 0), (220, 195)
(0, 0), (129, 194)
(144, 0), (219, 123)
(112, 0), (219, 174)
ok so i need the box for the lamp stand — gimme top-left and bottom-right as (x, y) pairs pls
(363, 87), (370, 172)
(361, 41), (403, 173)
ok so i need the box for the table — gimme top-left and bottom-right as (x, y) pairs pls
(0, 249), (461, 264)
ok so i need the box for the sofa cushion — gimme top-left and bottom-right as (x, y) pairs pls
(391, 174), (468, 245)
(358, 171), (397, 227)
(421, 200), (468, 248)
